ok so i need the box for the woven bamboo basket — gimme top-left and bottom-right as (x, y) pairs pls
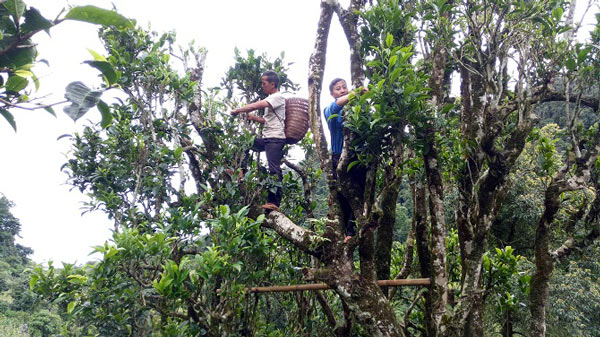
(284, 97), (309, 144)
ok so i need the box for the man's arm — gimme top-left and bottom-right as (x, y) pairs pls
(247, 114), (266, 124)
(231, 99), (271, 124)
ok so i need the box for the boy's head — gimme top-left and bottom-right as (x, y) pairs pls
(261, 70), (280, 94)
(329, 78), (348, 98)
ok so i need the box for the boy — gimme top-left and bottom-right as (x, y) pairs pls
(324, 78), (358, 243)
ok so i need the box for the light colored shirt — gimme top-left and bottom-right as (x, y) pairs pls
(263, 92), (286, 139)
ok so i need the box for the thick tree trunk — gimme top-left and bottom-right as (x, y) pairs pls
(422, 140), (449, 337)
(308, 1), (335, 178)
(529, 185), (559, 337)
(303, 2), (407, 335)
(376, 131), (405, 295)
(423, 34), (450, 337)
(530, 133), (600, 336)
(412, 180), (436, 335)
(375, 186), (397, 295)
(413, 181), (431, 279)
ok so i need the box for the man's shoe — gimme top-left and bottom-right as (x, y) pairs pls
(261, 203), (279, 211)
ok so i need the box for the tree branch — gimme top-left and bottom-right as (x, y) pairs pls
(308, 0), (336, 181)
(262, 211), (325, 258)
(283, 159), (314, 217)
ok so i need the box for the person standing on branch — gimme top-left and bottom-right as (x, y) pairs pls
(324, 78), (367, 243)
(231, 70), (286, 212)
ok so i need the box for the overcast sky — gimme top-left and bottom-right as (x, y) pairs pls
(1, 0), (352, 264)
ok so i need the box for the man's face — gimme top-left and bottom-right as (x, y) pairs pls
(330, 80), (348, 99)
(261, 76), (275, 94)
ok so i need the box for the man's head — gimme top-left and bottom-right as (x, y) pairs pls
(261, 70), (280, 95)
(329, 78), (348, 99)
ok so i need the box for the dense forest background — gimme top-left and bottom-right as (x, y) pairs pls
(1, 0), (600, 336)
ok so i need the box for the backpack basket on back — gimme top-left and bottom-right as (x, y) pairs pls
(284, 97), (309, 144)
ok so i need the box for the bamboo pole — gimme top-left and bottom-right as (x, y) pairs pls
(217, 278), (431, 294)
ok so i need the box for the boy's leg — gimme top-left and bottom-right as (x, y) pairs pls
(332, 153), (357, 241)
(264, 138), (286, 206)
(331, 153), (340, 180)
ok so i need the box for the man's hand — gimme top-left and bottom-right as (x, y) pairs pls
(247, 114), (265, 124)
(230, 109), (240, 115)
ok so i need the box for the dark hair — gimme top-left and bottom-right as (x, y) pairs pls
(262, 70), (280, 88)
(329, 78), (346, 93)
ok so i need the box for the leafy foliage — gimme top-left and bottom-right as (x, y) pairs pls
(221, 48), (299, 103)
(0, 1), (130, 130)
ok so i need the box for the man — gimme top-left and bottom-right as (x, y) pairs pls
(231, 70), (286, 211)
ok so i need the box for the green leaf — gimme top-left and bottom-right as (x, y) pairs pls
(3, 0), (26, 23)
(327, 113), (339, 121)
(5, 75), (28, 92)
(104, 246), (118, 259)
(67, 301), (77, 314)
(31, 72), (39, 91)
(385, 32), (394, 48)
(0, 108), (16, 131)
(21, 7), (54, 34)
(577, 46), (592, 63)
(367, 60), (381, 68)
(389, 55), (398, 67)
(565, 58), (576, 71)
(13, 69), (32, 78)
(87, 48), (107, 62)
(174, 146), (183, 160)
(67, 274), (87, 283)
(97, 99), (112, 128)
(440, 103), (455, 114)
(557, 26), (573, 34)
(0, 44), (37, 68)
(65, 5), (133, 28)
(347, 160), (360, 172)
(552, 7), (563, 22)
(390, 67), (403, 83)
(84, 60), (118, 85)
(63, 81), (103, 121)
(44, 106), (56, 117)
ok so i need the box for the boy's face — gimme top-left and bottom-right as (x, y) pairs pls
(330, 80), (348, 99)
(261, 76), (276, 94)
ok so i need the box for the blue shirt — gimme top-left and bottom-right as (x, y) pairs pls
(324, 101), (344, 155)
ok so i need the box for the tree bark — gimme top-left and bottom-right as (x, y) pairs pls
(530, 128), (600, 337)
(308, 0), (336, 181)
(376, 129), (405, 295)
(423, 26), (450, 336)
